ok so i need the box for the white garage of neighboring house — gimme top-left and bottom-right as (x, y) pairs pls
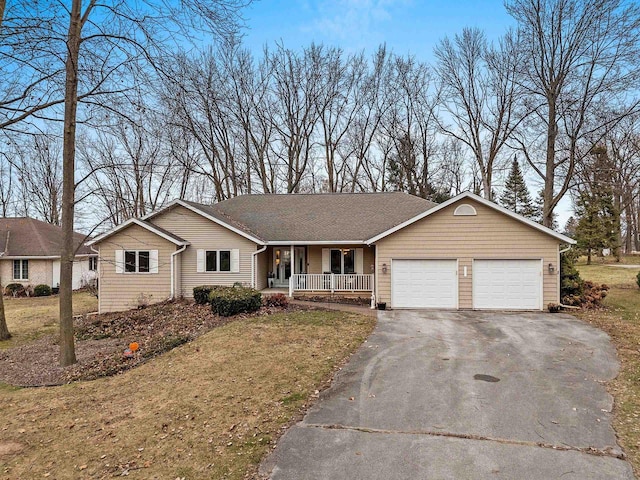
(0, 217), (97, 291)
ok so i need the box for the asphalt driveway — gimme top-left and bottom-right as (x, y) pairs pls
(259, 310), (635, 479)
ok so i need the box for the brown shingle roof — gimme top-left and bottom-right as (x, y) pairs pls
(182, 192), (436, 242)
(0, 217), (94, 257)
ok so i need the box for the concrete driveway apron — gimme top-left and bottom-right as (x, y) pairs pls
(260, 310), (634, 479)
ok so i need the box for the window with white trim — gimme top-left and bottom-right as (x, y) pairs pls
(13, 259), (28, 280)
(206, 250), (231, 272)
(89, 257), (98, 271)
(197, 248), (239, 273)
(122, 250), (154, 273)
(330, 249), (355, 274)
(454, 204), (477, 216)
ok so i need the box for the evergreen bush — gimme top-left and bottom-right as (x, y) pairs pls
(209, 286), (262, 317)
(193, 285), (217, 305)
(33, 284), (52, 297)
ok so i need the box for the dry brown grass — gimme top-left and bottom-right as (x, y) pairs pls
(576, 261), (640, 476)
(0, 309), (375, 479)
(0, 292), (98, 349)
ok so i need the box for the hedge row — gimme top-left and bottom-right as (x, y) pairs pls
(193, 285), (262, 317)
(4, 283), (52, 297)
(193, 285), (217, 305)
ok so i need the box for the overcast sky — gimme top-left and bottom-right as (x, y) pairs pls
(239, 0), (573, 226)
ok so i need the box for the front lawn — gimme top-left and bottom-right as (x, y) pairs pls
(0, 291), (98, 349)
(575, 261), (640, 476)
(0, 309), (375, 479)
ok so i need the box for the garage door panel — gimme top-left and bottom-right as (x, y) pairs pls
(473, 260), (541, 310)
(392, 259), (457, 309)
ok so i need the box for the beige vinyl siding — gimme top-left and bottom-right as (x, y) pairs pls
(255, 249), (269, 290)
(375, 199), (560, 309)
(98, 224), (175, 313)
(151, 205), (259, 296)
(1, 259), (53, 287)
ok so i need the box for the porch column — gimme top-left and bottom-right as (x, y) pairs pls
(290, 245), (295, 274)
(289, 244), (295, 297)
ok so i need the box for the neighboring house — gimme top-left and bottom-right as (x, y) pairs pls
(88, 191), (575, 314)
(0, 217), (98, 290)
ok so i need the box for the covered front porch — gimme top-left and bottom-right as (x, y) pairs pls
(256, 244), (376, 302)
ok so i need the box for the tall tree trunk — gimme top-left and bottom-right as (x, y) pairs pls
(543, 97), (557, 228)
(614, 193), (622, 262)
(0, 270), (9, 341)
(59, 0), (82, 367)
(0, 0), (5, 30)
(0, 0), (10, 342)
(587, 248), (592, 265)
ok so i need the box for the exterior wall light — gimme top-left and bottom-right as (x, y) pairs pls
(548, 263), (555, 274)
(382, 263), (388, 274)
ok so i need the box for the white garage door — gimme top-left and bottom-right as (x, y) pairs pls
(391, 259), (457, 309)
(473, 259), (542, 310)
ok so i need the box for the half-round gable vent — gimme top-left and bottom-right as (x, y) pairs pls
(454, 204), (477, 216)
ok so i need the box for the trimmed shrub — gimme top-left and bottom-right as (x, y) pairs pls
(4, 283), (25, 297)
(263, 293), (289, 308)
(33, 284), (52, 297)
(209, 286), (262, 317)
(193, 285), (217, 305)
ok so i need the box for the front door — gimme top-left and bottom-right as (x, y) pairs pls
(274, 248), (291, 287)
(273, 247), (306, 287)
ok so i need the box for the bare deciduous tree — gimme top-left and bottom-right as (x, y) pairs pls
(435, 27), (522, 200)
(507, 0), (640, 227)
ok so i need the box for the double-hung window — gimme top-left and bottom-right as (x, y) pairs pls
(13, 259), (28, 280)
(89, 257), (98, 271)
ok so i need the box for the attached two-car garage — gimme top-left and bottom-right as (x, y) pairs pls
(373, 194), (575, 311)
(390, 258), (543, 310)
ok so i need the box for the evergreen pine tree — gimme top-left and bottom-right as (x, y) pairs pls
(574, 146), (619, 265)
(534, 189), (559, 229)
(500, 156), (536, 219)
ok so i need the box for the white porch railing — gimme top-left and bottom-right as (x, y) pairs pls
(289, 273), (374, 295)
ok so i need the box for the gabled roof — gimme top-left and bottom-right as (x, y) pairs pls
(87, 218), (189, 246)
(182, 193), (437, 243)
(365, 192), (576, 245)
(143, 199), (266, 244)
(0, 217), (96, 257)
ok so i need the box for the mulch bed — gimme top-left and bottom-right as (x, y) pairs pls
(293, 294), (371, 306)
(0, 300), (290, 387)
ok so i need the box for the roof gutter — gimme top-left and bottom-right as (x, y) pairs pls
(251, 245), (268, 288)
(559, 245), (572, 254)
(170, 245), (187, 299)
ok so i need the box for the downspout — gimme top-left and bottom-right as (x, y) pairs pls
(171, 245), (187, 299)
(370, 243), (377, 309)
(251, 245), (267, 289)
